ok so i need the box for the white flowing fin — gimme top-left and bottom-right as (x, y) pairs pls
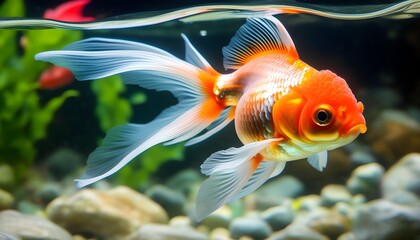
(35, 37), (227, 187)
(63, 37), (175, 57)
(181, 34), (218, 76)
(229, 160), (283, 203)
(222, 15), (299, 70)
(195, 138), (281, 221)
(185, 107), (235, 146)
(307, 150), (328, 172)
(269, 161), (287, 178)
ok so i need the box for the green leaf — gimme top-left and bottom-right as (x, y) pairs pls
(91, 75), (133, 132)
(31, 90), (79, 140)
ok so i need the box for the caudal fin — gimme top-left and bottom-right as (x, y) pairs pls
(35, 36), (230, 187)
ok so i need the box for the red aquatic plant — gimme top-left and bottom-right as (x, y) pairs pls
(39, 0), (94, 89)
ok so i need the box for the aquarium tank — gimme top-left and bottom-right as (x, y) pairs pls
(0, 0), (419, 239)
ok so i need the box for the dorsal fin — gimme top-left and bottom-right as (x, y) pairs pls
(222, 16), (299, 70)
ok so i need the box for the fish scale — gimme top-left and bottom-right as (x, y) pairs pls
(215, 53), (315, 145)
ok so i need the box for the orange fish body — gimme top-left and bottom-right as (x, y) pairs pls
(36, 16), (366, 221)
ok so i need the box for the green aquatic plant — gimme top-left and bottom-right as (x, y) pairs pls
(91, 76), (134, 132)
(0, 0), (79, 182)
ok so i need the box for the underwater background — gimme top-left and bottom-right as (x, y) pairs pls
(0, 0), (419, 239)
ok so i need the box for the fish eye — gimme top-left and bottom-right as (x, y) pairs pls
(313, 105), (333, 126)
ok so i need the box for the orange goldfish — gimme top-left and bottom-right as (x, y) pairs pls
(35, 16), (366, 221)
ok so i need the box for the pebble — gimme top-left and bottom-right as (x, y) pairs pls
(146, 185), (187, 218)
(349, 150), (376, 166)
(337, 232), (356, 240)
(368, 110), (420, 166)
(46, 186), (168, 239)
(346, 163), (384, 199)
(268, 224), (329, 240)
(261, 203), (294, 231)
(296, 194), (321, 211)
(252, 176), (304, 210)
(229, 217), (272, 240)
(201, 205), (232, 230)
(169, 216), (193, 228)
(45, 148), (83, 180)
(352, 199), (420, 240)
(0, 210), (72, 240)
(166, 169), (203, 198)
(295, 208), (349, 239)
(320, 184), (352, 207)
(209, 228), (232, 240)
(37, 182), (62, 205)
(382, 153), (420, 206)
(127, 224), (207, 240)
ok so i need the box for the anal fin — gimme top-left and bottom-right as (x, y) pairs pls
(195, 138), (282, 221)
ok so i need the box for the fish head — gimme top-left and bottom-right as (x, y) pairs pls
(299, 70), (367, 145)
(274, 70), (366, 148)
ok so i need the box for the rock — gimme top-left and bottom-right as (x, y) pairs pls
(382, 153), (420, 206)
(45, 148), (83, 180)
(209, 228), (231, 240)
(201, 205), (232, 230)
(367, 110), (420, 167)
(268, 224), (329, 240)
(16, 200), (43, 215)
(229, 217), (272, 240)
(320, 184), (352, 207)
(349, 150), (376, 167)
(37, 182), (62, 205)
(347, 163), (384, 200)
(47, 186), (168, 239)
(169, 216), (192, 228)
(261, 202), (294, 231)
(146, 185), (187, 218)
(0, 189), (14, 210)
(127, 224), (207, 240)
(251, 176), (304, 210)
(0, 164), (14, 190)
(295, 208), (349, 239)
(352, 199), (420, 240)
(0, 210), (72, 240)
(296, 194), (321, 211)
(337, 232), (356, 240)
(166, 169), (203, 198)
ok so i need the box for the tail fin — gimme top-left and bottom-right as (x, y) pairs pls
(35, 36), (230, 187)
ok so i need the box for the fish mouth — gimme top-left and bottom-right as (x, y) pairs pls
(345, 123), (367, 135)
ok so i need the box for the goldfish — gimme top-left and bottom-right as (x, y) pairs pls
(35, 16), (366, 221)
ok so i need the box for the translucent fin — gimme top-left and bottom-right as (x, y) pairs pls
(185, 107), (235, 146)
(222, 16), (298, 70)
(181, 34), (218, 76)
(307, 150), (328, 172)
(229, 160), (281, 203)
(63, 37), (174, 57)
(270, 161), (287, 178)
(195, 138), (280, 221)
(36, 37), (226, 187)
(200, 138), (280, 176)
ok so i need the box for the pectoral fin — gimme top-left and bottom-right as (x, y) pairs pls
(307, 150), (328, 172)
